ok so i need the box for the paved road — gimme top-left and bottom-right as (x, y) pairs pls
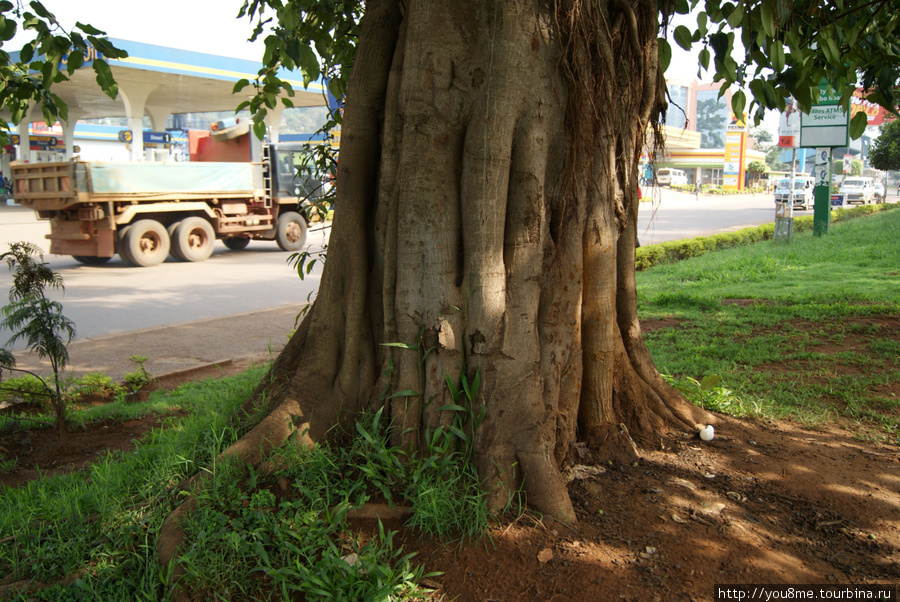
(0, 202), (327, 339)
(637, 185), (900, 245)
(2, 186), (893, 343)
(638, 186), (781, 245)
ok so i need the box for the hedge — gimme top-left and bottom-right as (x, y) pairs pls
(634, 203), (899, 272)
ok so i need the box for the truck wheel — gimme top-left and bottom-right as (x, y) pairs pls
(167, 223), (184, 260)
(122, 219), (170, 267)
(223, 237), (250, 251)
(275, 212), (308, 251)
(72, 255), (112, 265)
(173, 217), (215, 262)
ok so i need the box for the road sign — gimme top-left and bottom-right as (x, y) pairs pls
(800, 85), (849, 148)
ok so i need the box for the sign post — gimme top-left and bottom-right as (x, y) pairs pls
(813, 148), (832, 236)
(774, 101), (800, 241)
(800, 85), (850, 237)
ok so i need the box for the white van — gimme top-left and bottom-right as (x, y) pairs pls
(773, 176), (815, 210)
(839, 177), (876, 205)
(656, 168), (687, 186)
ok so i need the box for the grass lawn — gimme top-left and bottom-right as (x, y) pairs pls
(638, 205), (900, 439)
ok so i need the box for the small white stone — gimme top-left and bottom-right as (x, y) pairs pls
(699, 425), (715, 441)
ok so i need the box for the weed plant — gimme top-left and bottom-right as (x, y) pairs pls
(175, 405), (487, 599)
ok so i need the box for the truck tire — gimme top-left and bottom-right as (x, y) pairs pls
(173, 217), (215, 262)
(167, 222), (183, 260)
(223, 237), (250, 250)
(275, 212), (308, 251)
(122, 219), (170, 267)
(72, 255), (112, 265)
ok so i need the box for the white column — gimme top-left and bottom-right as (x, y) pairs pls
(15, 105), (36, 162)
(265, 103), (285, 145)
(62, 109), (85, 159)
(145, 104), (172, 132)
(118, 82), (159, 161)
(145, 104), (173, 161)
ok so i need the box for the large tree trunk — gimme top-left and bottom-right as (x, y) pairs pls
(231, 0), (710, 523)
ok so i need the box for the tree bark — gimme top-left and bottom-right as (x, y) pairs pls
(194, 0), (713, 533)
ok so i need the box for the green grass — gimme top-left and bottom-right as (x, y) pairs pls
(0, 366), (487, 600)
(638, 207), (900, 440)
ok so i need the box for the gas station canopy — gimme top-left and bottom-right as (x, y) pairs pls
(7, 38), (329, 160)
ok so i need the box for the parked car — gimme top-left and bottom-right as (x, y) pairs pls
(656, 168), (687, 186)
(773, 176), (815, 210)
(839, 177), (876, 205)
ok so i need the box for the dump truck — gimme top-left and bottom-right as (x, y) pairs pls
(10, 123), (324, 267)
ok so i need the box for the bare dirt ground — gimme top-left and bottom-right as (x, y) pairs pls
(1, 330), (898, 601)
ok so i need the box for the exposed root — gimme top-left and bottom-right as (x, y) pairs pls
(157, 396), (312, 600)
(0, 568), (90, 599)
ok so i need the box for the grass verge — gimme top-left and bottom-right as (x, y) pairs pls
(638, 205), (900, 441)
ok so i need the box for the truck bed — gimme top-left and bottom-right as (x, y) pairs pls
(12, 160), (263, 211)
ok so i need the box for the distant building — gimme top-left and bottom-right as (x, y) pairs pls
(650, 80), (765, 189)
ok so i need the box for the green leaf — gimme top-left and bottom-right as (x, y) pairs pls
(92, 59), (118, 99)
(437, 403), (467, 413)
(819, 35), (841, 65)
(849, 111), (867, 140)
(699, 374), (722, 391)
(696, 11), (708, 34)
(444, 374), (459, 398)
(252, 118), (266, 140)
(299, 44), (319, 88)
(726, 1), (743, 28)
(28, 1), (52, 20)
(730, 90), (746, 118)
(449, 425), (469, 442)
(75, 21), (104, 35)
(770, 39), (784, 72)
(66, 51), (85, 74)
(760, 0), (775, 38)
(673, 25), (693, 51)
(232, 78), (250, 94)
(0, 17), (16, 42)
(386, 389), (419, 399)
(90, 37), (126, 60)
(699, 47), (710, 71)
(20, 41), (34, 63)
(658, 38), (672, 72)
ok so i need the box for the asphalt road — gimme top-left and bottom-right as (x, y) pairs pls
(639, 186), (791, 245)
(0, 203), (327, 340)
(1, 186), (887, 343)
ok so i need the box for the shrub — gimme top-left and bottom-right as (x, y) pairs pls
(634, 204), (898, 271)
(0, 374), (54, 412)
(70, 372), (124, 401)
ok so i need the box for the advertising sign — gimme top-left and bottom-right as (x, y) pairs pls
(851, 89), (895, 126)
(723, 114), (747, 191)
(800, 84), (849, 148)
(778, 100), (800, 148)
